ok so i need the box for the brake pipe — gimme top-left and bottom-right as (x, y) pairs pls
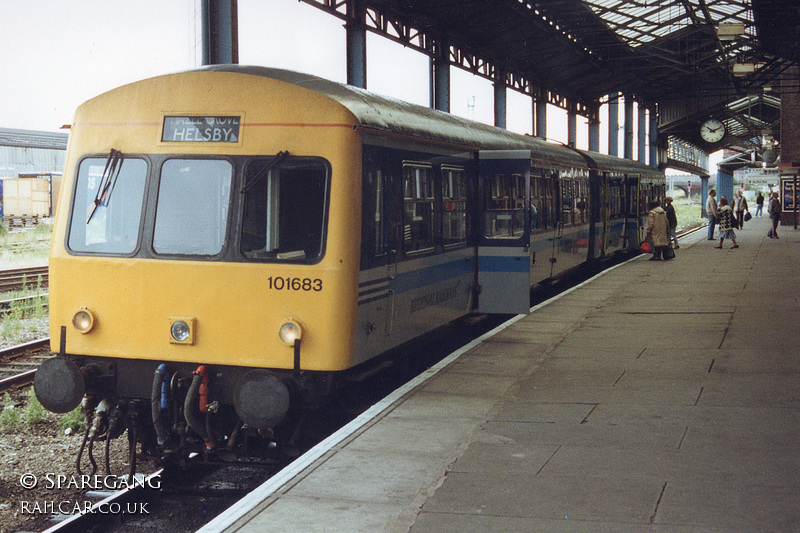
(184, 366), (214, 449)
(151, 364), (170, 447)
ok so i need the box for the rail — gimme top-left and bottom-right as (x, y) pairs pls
(0, 266), (49, 292)
(0, 338), (51, 393)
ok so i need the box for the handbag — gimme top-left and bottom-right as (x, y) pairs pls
(640, 240), (652, 253)
(744, 211), (752, 222)
(663, 246), (675, 260)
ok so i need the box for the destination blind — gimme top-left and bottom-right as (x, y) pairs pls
(162, 116), (240, 143)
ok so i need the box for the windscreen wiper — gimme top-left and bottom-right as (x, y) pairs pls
(87, 149), (124, 224)
(240, 151), (289, 193)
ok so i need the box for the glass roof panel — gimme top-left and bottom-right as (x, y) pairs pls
(581, 0), (754, 48)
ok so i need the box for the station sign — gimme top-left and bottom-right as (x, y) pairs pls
(740, 167), (779, 185)
(162, 116), (240, 143)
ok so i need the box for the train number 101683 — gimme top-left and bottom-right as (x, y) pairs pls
(266, 276), (323, 292)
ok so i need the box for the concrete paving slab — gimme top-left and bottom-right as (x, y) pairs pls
(237, 496), (403, 533)
(656, 479), (800, 531)
(344, 415), (478, 456)
(479, 418), (688, 449)
(446, 441), (559, 475)
(422, 470), (665, 524)
(384, 391), (499, 421)
(411, 512), (742, 533)
(420, 369), (518, 397)
(286, 447), (447, 504)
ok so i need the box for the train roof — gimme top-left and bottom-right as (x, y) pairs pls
(577, 149), (663, 177)
(198, 65), (591, 169)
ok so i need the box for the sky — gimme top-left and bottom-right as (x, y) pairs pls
(0, 1), (580, 140)
(0, 0), (709, 169)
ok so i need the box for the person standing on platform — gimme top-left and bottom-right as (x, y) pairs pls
(706, 189), (718, 240)
(767, 192), (781, 239)
(734, 190), (748, 229)
(646, 200), (670, 260)
(755, 192), (764, 217)
(664, 196), (679, 248)
(715, 196), (739, 249)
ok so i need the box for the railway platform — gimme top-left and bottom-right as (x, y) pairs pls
(200, 214), (800, 533)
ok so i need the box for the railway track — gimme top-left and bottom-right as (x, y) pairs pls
(0, 265), (49, 292)
(0, 338), (52, 393)
(0, 293), (49, 318)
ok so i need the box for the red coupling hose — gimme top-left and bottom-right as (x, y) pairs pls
(194, 365), (209, 413)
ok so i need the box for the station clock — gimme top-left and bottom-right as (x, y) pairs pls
(700, 118), (726, 143)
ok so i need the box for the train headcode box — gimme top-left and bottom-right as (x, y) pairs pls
(162, 116), (241, 143)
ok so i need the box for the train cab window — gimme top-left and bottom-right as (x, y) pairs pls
(403, 163), (435, 253)
(153, 159), (233, 256)
(240, 157), (328, 262)
(67, 156), (148, 255)
(441, 166), (468, 248)
(483, 173), (525, 238)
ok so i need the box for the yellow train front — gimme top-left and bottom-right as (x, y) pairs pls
(35, 67), (368, 460)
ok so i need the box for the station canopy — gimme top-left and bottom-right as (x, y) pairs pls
(303, 0), (799, 158)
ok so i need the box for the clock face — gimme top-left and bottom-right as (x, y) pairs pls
(700, 119), (725, 143)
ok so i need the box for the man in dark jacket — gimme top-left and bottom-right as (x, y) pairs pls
(664, 197), (679, 248)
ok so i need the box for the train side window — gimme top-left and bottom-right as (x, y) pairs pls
(483, 173), (525, 238)
(67, 156), (148, 255)
(240, 157), (329, 262)
(441, 166), (468, 248)
(373, 169), (387, 255)
(402, 163), (435, 254)
(561, 178), (574, 226)
(153, 159), (233, 255)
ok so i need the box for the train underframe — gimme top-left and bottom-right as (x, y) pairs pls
(35, 351), (341, 475)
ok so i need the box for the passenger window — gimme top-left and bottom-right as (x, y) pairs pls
(441, 166), (468, 248)
(483, 173), (525, 238)
(403, 163), (435, 253)
(372, 169), (387, 256)
(561, 178), (574, 226)
(240, 157), (328, 262)
(153, 159), (232, 256)
(576, 178), (589, 224)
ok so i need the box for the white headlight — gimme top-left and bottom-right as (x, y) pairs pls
(279, 320), (303, 346)
(169, 317), (196, 344)
(171, 320), (191, 342)
(73, 308), (96, 334)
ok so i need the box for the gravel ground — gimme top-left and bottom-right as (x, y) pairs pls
(0, 317), (49, 350)
(0, 407), (150, 533)
(0, 259), (157, 533)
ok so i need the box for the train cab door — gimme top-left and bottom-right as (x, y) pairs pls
(477, 150), (531, 314)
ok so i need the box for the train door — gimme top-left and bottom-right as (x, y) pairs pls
(530, 169), (558, 284)
(549, 171), (567, 277)
(477, 150), (531, 314)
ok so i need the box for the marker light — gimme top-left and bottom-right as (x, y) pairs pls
(279, 320), (303, 346)
(169, 317), (196, 344)
(72, 308), (96, 334)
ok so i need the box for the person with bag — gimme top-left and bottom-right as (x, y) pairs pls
(714, 196), (739, 249)
(734, 190), (748, 229)
(646, 200), (670, 261)
(767, 192), (781, 238)
(706, 189), (718, 240)
(664, 196), (679, 248)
